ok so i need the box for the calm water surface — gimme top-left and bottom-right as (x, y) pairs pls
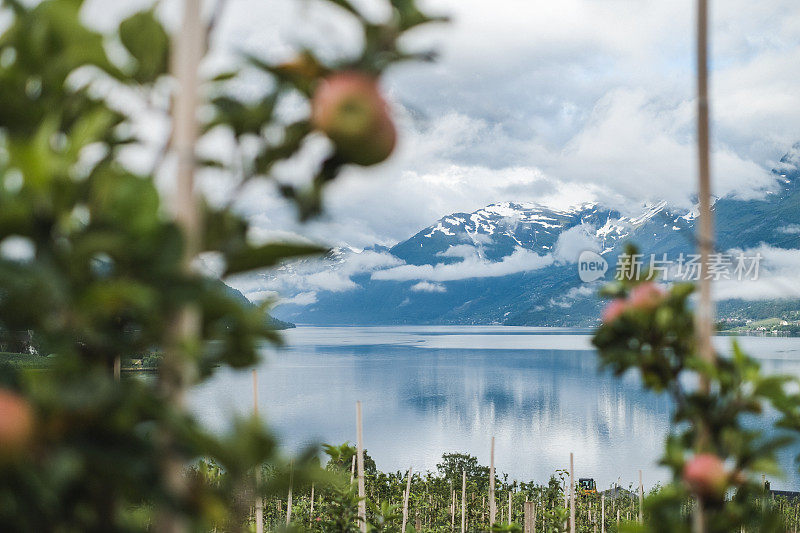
(188, 326), (800, 490)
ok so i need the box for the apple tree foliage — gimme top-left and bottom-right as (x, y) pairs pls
(0, 0), (442, 530)
(593, 247), (800, 532)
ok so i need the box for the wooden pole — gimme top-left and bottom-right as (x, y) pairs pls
(350, 454), (355, 485)
(356, 401), (366, 533)
(156, 1), (204, 530)
(286, 461), (293, 526)
(508, 490), (512, 524)
(402, 467), (413, 533)
(693, 497), (704, 533)
(569, 453), (575, 533)
(461, 470), (466, 533)
(524, 501), (535, 533)
(253, 370), (263, 533)
(489, 437), (496, 526)
(601, 493), (605, 533)
(451, 489), (456, 531)
(695, 0), (715, 390)
(309, 483), (315, 528)
(638, 470), (644, 524)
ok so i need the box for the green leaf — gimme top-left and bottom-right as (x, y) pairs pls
(224, 242), (327, 275)
(119, 9), (169, 83)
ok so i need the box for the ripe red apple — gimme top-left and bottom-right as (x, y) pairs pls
(602, 298), (627, 323)
(628, 282), (666, 311)
(311, 72), (397, 166)
(0, 389), (33, 458)
(683, 454), (728, 498)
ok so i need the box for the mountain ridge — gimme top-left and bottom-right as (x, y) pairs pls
(264, 149), (800, 326)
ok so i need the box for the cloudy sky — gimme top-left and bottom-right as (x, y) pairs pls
(89, 0), (800, 250)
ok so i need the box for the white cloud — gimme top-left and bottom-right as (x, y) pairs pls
(228, 249), (402, 300)
(553, 224), (601, 264)
(372, 246), (553, 282)
(410, 281), (447, 293)
(548, 285), (597, 308)
(281, 291), (319, 306)
(714, 245), (800, 301)
(778, 224), (800, 235)
(83, 0), (800, 252)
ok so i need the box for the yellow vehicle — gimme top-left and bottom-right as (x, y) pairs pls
(579, 478), (597, 495)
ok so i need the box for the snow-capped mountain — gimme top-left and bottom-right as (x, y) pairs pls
(259, 148), (800, 326)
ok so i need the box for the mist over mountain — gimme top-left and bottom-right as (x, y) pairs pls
(248, 147), (800, 326)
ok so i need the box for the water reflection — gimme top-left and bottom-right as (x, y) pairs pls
(188, 326), (800, 490)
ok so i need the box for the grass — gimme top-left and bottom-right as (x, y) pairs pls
(748, 318), (782, 328)
(0, 351), (52, 369)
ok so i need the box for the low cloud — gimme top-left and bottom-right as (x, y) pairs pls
(778, 224), (800, 235)
(553, 224), (601, 264)
(372, 246), (553, 282)
(229, 249), (402, 301)
(281, 291), (319, 306)
(714, 245), (800, 301)
(410, 281), (447, 293)
(548, 285), (596, 308)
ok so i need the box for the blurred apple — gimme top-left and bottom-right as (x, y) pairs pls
(0, 389), (33, 458)
(628, 282), (666, 311)
(602, 298), (627, 323)
(312, 72), (396, 166)
(683, 453), (728, 498)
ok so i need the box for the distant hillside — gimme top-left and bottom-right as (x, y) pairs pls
(221, 281), (295, 330)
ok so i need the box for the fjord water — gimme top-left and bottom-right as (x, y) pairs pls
(189, 326), (800, 490)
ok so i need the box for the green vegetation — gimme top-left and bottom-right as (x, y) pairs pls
(0, 352), (51, 369)
(594, 249), (800, 532)
(717, 300), (800, 335)
(0, 0), (441, 530)
(0, 0), (798, 531)
(196, 448), (800, 532)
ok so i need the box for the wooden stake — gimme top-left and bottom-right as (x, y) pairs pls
(286, 461), (293, 526)
(601, 493), (605, 533)
(156, 2), (204, 530)
(638, 470), (644, 524)
(402, 467), (413, 533)
(524, 501), (535, 533)
(569, 453), (575, 533)
(451, 489), (456, 531)
(309, 483), (315, 528)
(461, 470), (466, 533)
(356, 401), (366, 533)
(489, 437), (496, 526)
(695, 0), (715, 388)
(253, 370), (263, 533)
(693, 496), (705, 533)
